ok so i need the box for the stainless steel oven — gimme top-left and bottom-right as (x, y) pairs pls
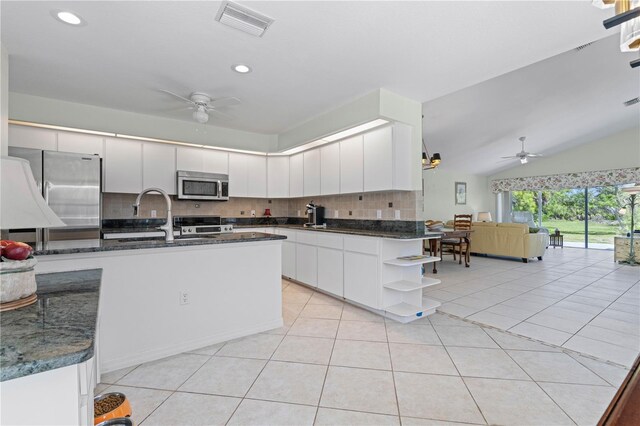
(177, 171), (229, 201)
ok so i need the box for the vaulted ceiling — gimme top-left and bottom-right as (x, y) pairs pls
(2, 1), (635, 174)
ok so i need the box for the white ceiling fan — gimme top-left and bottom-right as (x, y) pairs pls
(501, 136), (543, 164)
(160, 90), (241, 123)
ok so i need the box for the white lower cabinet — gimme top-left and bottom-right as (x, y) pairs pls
(344, 251), (379, 308)
(282, 241), (296, 279)
(317, 247), (343, 296)
(296, 243), (318, 286)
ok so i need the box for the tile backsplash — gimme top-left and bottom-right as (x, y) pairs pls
(103, 190), (424, 221)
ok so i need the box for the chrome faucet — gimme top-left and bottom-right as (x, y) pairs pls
(133, 187), (174, 243)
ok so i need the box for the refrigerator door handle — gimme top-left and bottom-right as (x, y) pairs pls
(43, 181), (51, 244)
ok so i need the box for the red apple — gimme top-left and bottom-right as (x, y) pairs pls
(3, 242), (33, 261)
(0, 240), (14, 257)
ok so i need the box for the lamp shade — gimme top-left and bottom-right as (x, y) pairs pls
(1, 156), (65, 229)
(477, 212), (492, 222)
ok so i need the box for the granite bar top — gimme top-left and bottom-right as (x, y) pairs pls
(1, 269), (102, 382)
(34, 232), (286, 256)
(234, 224), (442, 240)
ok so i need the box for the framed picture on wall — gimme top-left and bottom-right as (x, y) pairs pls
(455, 182), (467, 205)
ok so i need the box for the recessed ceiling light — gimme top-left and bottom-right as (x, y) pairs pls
(232, 64), (252, 74)
(55, 11), (83, 25)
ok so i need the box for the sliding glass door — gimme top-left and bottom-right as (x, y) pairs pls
(511, 185), (627, 249)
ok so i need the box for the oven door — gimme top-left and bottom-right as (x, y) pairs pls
(178, 177), (220, 200)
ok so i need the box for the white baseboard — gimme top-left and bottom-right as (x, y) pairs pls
(100, 317), (283, 374)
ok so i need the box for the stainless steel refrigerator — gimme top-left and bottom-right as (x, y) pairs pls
(7, 147), (101, 247)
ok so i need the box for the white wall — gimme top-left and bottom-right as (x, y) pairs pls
(1, 45), (8, 156)
(423, 168), (493, 222)
(9, 92), (278, 153)
(490, 127), (640, 180)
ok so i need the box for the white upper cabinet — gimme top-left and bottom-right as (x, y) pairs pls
(289, 153), (304, 198)
(320, 143), (340, 195)
(229, 153), (266, 198)
(267, 156), (290, 198)
(202, 150), (229, 174)
(390, 123), (414, 191)
(228, 153), (249, 197)
(142, 143), (176, 194)
(57, 131), (104, 157)
(8, 125), (57, 151)
(176, 147), (228, 174)
(303, 148), (321, 196)
(363, 126), (393, 192)
(246, 154), (267, 198)
(339, 135), (364, 194)
(104, 137), (142, 193)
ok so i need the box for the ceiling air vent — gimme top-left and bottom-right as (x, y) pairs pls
(623, 97), (640, 106)
(215, 1), (274, 37)
(574, 42), (594, 51)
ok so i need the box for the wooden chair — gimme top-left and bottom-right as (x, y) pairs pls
(440, 214), (472, 265)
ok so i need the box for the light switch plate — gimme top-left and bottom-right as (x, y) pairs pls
(376, 209), (382, 219)
(394, 210), (401, 220)
(297, 210), (301, 217)
(151, 210), (157, 218)
(334, 210), (339, 218)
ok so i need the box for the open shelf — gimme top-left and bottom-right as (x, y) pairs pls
(383, 256), (441, 267)
(384, 298), (441, 317)
(384, 277), (441, 292)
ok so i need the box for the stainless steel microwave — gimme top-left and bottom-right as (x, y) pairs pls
(177, 171), (229, 201)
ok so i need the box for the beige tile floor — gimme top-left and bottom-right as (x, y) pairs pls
(426, 248), (640, 367)
(97, 273), (631, 425)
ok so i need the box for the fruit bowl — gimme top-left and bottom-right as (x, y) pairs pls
(0, 240), (37, 311)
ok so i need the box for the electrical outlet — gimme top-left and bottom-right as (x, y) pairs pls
(376, 209), (382, 219)
(179, 290), (189, 305)
(394, 210), (401, 220)
(251, 210), (256, 217)
(334, 210), (339, 218)
(150, 210), (157, 218)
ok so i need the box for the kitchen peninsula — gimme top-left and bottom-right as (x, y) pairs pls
(33, 232), (286, 374)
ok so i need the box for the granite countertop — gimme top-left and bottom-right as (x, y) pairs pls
(233, 224), (442, 240)
(1, 269), (102, 382)
(34, 232), (287, 256)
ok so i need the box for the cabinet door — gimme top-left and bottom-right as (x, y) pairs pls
(246, 155), (267, 198)
(296, 243), (317, 287)
(320, 143), (340, 195)
(303, 149), (321, 196)
(142, 143), (176, 194)
(317, 247), (343, 297)
(391, 123), (414, 190)
(176, 147), (204, 172)
(8, 125), (57, 150)
(363, 126), (393, 192)
(104, 138), (142, 193)
(289, 153), (304, 198)
(267, 156), (290, 198)
(202, 150), (229, 174)
(339, 135), (363, 194)
(58, 132), (104, 157)
(228, 153), (249, 197)
(344, 251), (378, 308)
(282, 241), (296, 279)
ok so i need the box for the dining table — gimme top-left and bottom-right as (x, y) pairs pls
(425, 228), (473, 273)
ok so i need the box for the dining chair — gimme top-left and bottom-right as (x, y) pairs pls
(440, 214), (472, 265)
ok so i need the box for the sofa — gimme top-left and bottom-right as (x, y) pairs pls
(469, 222), (547, 262)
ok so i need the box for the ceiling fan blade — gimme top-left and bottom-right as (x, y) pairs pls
(159, 89), (195, 104)
(207, 109), (234, 121)
(501, 156), (518, 159)
(209, 97), (241, 108)
(527, 153), (543, 157)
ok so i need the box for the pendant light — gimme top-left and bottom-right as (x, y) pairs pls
(422, 139), (442, 170)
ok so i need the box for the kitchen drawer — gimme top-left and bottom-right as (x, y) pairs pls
(297, 231), (318, 246)
(344, 235), (379, 255)
(315, 233), (343, 250)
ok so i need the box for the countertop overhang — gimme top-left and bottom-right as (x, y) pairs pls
(1, 269), (102, 382)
